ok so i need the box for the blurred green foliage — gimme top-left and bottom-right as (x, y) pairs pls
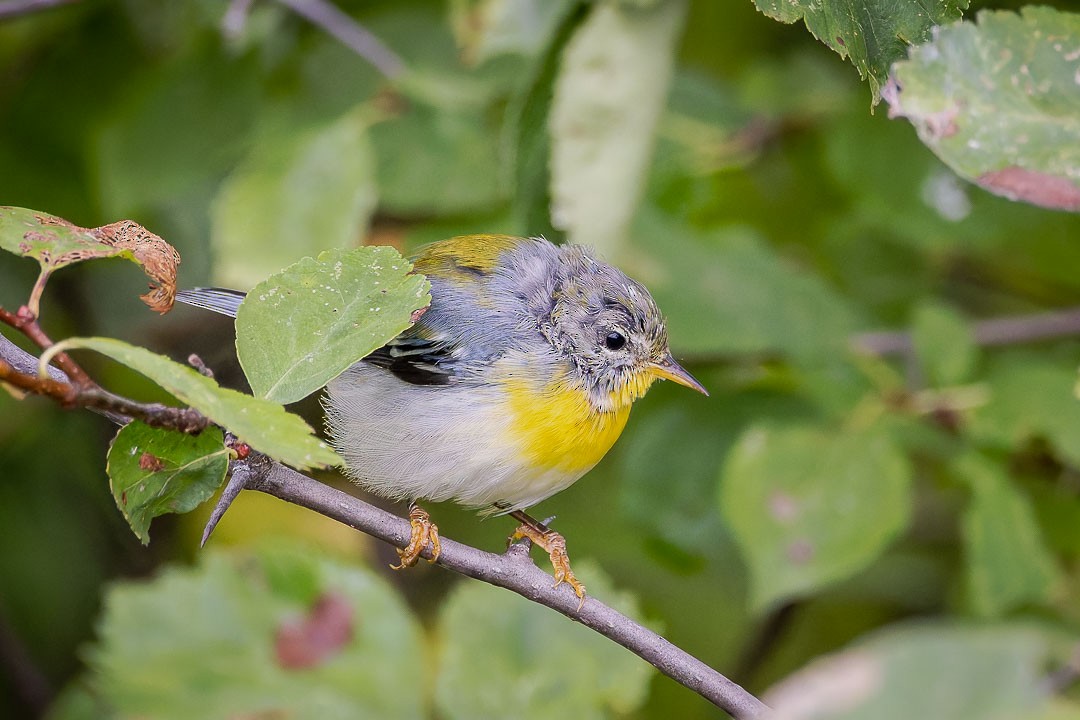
(2, 0), (1080, 718)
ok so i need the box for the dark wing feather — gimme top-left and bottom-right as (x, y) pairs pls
(364, 332), (456, 386)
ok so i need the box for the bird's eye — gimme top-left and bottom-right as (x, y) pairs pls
(604, 331), (627, 351)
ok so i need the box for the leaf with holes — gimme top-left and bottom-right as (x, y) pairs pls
(0, 206), (181, 314)
(107, 422), (229, 544)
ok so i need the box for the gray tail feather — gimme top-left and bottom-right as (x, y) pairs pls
(175, 287), (247, 318)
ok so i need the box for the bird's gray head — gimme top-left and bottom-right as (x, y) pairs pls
(545, 247), (706, 411)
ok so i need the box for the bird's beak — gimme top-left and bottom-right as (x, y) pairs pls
(650, 354), (708, 396)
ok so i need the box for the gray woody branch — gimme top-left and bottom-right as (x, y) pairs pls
(0, 331), (768, 719)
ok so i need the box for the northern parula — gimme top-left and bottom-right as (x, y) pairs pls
(177, 234), (705, 600)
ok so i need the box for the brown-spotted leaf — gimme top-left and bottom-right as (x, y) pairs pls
(0, 206), (181, 313)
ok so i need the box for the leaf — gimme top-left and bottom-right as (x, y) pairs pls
(435, 561), (653, 719)
(755, 0), (968, 102)
(548, 0), (687, 256)
(910, 301), (977, 387)
(89, 545), (426, 720)
(886, 8), (1080, 211)
(967, 354), (1080, 467)
(953, 453), (1059, 617)
(628, 214), (859, 359)
(44, 337), (340, 469)
(106, 422), (228, 544)
(211, 111), (379, 290)
(765, 623), (1056, 720)
(235, 247), (430, 404)
(0, 207), (181, 313)
(720, 423), (912, 611)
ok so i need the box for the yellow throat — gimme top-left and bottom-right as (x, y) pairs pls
(501, 372), (649, 474)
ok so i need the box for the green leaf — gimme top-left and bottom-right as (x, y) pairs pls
(953, 453), (1059, 617)
(234, 247), (430, 404)
(967, 354), (1080, 467)
(755, 0), (968, 102)
(89, 545), (425, 720)
(629, 214), (859, 359)
(910, 301), (977, 387)
(720, 423), (912, 612)
(765, 624), (1056, 720)
(0, 207), (181, 314)
(548, 0), (686, 256)
(887, 8), (1080, 211)
(211, 111), (379, 290)
(45, 337), (340, 469)
(106, 422), (228, 544)
(435, 561), (652, 719)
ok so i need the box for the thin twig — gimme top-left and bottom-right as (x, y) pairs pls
(0, 0), (76, 21)
(851, 306), (1080, 356)
(0, 334), (208, 432)
(273, 0), (405, 78)
(0, 305), (94, 388)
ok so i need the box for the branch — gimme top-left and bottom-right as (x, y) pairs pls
(235, 454), (770, 718)
(223, 0), (405, 78)
(0, 0), (76, 21)
(0, 325), (769, 718)
(850, 306), (1080, 356)
(0, 324), (209, 433)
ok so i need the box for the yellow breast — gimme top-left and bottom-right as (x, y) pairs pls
(501, 374), (631, 474)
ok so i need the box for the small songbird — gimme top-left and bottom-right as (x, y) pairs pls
(177, 234), (706, 600)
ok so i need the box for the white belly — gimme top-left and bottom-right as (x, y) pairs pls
(323, 364), (584, 512)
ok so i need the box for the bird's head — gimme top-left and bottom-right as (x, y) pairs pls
(547, 251), (707, 412)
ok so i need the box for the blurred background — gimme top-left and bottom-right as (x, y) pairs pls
(2, 0), (1080, 718)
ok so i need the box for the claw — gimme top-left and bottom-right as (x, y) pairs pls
(391, 503), (440, 569)
(509, 511), (586, 608)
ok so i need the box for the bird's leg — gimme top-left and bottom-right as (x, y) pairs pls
(390, 501), (441, 569)
(508, 510), (586, 604)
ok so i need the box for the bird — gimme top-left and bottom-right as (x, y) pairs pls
(176, 234), (706, 601)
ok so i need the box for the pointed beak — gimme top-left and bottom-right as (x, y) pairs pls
(650, 354), (708, 396)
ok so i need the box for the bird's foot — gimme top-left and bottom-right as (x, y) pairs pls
(509, 512), (586, 607)
(391, 502), (440, 569)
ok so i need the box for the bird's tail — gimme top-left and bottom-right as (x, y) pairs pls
(174, 288), (247, 318)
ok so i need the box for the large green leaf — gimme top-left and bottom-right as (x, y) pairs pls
(720, 423), (911, 611)
(45, 337), (340, 469)
(106, 422), (228, 544)
(211, 111), (379, 289)
(887, 8), (1080, 211)
(234, 247), (430, 404)
(548, 0), (686, 256)
(88, 545), (425, 720)
(755, 0), (968, 102)
(953, 453), (1060, 617)
(765, 624), (1060, 720)
(435, 561), (653, 719)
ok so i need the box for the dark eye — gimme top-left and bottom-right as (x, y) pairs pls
(604, 331), (626, 351)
